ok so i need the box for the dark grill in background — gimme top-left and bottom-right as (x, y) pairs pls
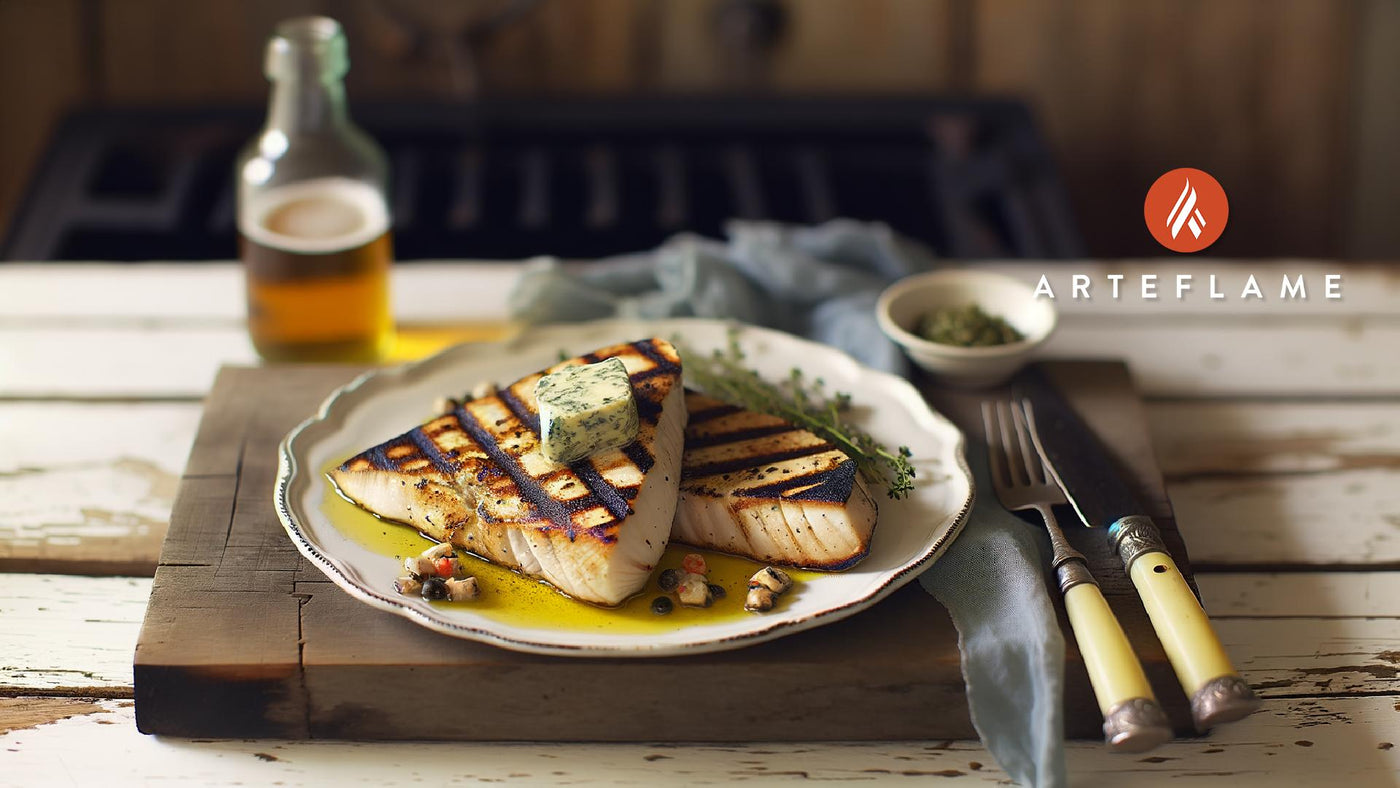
(1, 99), (1083, 262)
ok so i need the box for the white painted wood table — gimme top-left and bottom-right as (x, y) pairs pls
(2, 261), (1398, 787)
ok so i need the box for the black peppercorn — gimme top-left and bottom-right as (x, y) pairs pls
(651, 596), (674, 615)
(421, 576), (449, 601)
(658, 568), (682, 591)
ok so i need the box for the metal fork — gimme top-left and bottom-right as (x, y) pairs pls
(982, 399), (1173, 753)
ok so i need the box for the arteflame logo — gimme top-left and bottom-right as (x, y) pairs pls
(1168, 180), (1206, 239)
(1144, 168), (1228, 253)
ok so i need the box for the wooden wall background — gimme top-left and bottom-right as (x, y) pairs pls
(1, 0), (1396, 258)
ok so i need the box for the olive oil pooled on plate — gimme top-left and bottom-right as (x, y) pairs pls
(321, 470), (816, 633)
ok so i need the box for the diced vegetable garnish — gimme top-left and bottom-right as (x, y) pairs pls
(681, 553), (708, 576)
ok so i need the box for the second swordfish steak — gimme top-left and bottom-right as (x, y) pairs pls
(673, 392), (878, 570)
(330, 338), (687, 606)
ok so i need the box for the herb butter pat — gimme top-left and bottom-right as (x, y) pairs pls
(535, 357), (640, 464)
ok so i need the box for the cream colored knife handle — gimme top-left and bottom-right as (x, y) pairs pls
(1110, 516), (1261, 730)
(1059, 567), (1172, 752)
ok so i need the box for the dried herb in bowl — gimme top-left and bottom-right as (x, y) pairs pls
(917, 303), (1024, 347)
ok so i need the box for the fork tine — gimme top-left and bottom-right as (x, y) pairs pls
(1010, 400), (1046, 485)
(980, 401), (1011, 489)
(996, 400), (1030, 487)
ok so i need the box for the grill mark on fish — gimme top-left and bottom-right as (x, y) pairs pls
(452, 403), (570, 529)
(572, 524), (619, 544)
(635, 394), (662, 423)
(497, 369), (639, 520)
(509, 349), (661, 463)
(733, 458), (858, 503)
(625, 367), (672, 384)
(682, 443), (834, 480)
(533, 517), (621, 543)
(498, 386), (541, 433)
(571, 462), (633, 522)
(686, 403), (743, 425)
(408, 427), (460, 478)
(361, 441), (398, 472)
(623, 442), (654, 473)
(633, 377), (667, 426)
(686, 424), (800, 450)
(633, 339), (683, 374)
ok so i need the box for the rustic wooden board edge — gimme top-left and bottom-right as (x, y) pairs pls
(133, 564), (308, 738)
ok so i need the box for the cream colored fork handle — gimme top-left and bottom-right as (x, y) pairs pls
(1036, 505), (1172, 752)
(1063, 583), (1173, 752)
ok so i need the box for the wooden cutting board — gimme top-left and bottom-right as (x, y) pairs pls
(134, 360), (1197, 741)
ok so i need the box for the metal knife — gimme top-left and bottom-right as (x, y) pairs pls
(1016, 366), (1260, 730)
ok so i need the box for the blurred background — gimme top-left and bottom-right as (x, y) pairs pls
(1, 0), (1396, 261)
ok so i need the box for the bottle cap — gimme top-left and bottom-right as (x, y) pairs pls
(265, 16), (348, 80)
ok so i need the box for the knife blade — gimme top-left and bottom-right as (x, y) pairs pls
(1015, 370), (1145, 532)
(1016, 365), (1260, 730)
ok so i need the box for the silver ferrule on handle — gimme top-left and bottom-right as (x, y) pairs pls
(1041, 504), (1097, 594)
(1103, 697), (1174, 753)
(1055, 558), (1097, 595)
(1107, 515), (1166, 570)
(1191, 675), (1261, 729)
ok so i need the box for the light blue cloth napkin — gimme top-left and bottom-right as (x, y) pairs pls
(920, 442), (1066, 787)
(508, 219), (1067, 787)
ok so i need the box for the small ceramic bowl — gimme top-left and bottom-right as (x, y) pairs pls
(876, 269), (1057, 388)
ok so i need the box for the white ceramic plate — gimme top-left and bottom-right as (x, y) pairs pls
(276, 318), (974, 657)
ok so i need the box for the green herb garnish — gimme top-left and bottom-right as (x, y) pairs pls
(678, 332), (916, 499)
(918, 303), (1023, 347)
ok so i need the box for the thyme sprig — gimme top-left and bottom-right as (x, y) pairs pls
(678, 332), (916, 499)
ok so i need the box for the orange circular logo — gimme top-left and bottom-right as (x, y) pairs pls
(1144, 168), (1228, 253)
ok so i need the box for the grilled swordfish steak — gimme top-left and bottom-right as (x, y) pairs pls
(330, 339), (687, 607)
(673, 393), (878, 570)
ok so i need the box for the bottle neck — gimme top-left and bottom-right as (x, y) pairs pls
(264, 74), (348, 136)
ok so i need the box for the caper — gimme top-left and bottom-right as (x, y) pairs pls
(658, 568), (682, 591)
(651, 596), (674, 615)
(421, 576), (449, 601)
(708, 583), (727, 600)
